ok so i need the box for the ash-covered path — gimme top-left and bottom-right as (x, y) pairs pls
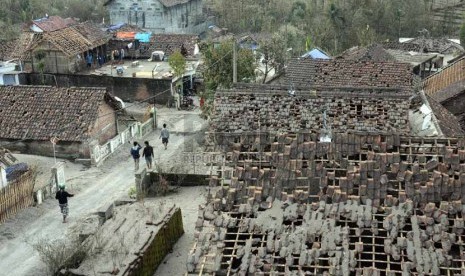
(0, 108), (207, 276)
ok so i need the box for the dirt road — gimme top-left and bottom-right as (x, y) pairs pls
(0, 108), (207, 276)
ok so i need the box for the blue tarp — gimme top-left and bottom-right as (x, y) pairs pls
(6, 163), (28, 181)
(135, 32), (152, 43)
(301, 48), (331, 59)
(107, 23), (126, 31)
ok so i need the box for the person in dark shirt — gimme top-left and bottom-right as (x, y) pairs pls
(55, 185), (74, 223)
(142, 141), (154, 170)
(130, 141), (142, 171)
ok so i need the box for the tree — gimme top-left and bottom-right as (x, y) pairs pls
(257, 32), (287, 83)
(461, 22), (465, 48)
(168, 51), (186, 109)
(199, 40), (255, 118)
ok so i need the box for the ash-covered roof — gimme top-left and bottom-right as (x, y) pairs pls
(211, 84), (410, 134)
(285, 59), (415, 95)
(39, 21), (110, 57)
(338, 44), (396, 62)
(426, 94), (465, 137)
(146, 33), (199, 57)
(0, 86), (119, 142)
(386, 49), (437, 66)
(32, 16), (77, 32)
(407, 37), (464, 54)
(382, 42), (424, 52)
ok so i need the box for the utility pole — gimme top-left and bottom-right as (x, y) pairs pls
(233, 38), (237, 83)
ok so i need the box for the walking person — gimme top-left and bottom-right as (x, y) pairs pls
(86, 53), (93, 68)
(159, 124), (170, 150)
(130, 141), (142, 170)
(55, 185), (74, 223)
(142, 141), (154, 170)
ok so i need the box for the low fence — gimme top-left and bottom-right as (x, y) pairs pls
(91, 118), (155, 165)
(123, 208), (184, 275)
(0, 170), (35, 224)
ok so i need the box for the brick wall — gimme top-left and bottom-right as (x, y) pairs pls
(23, 73), (173, 105)
(91, 102), (118, 145)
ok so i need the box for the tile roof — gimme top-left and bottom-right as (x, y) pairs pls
(0, 86), (119, 142)
(386, 49), (437, 66)
(382, 42), (423, 52)
(32, 16), (77, 32)
(42, 27), (90, 57)
(145, 34), (199, 57)
(425, 94), (465, 137)
(2, 32), (42, 61)
(0, 40), (17, 61)
(72, 21), (110, 47)
(338, 44), (396, 62)
(285, 59), (415, 95)
(39, 22), (110, 57)
(211, 84), (410, 134)
(407, 37), (464, 54)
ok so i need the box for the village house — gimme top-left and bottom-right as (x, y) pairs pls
(104, 0), (207, 34)
(234, 59), (461, 137)
(0, 85), (122, 160)
(2, 16), (111, 74)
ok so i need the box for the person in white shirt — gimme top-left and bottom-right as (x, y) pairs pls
(159, 124), (170, 150)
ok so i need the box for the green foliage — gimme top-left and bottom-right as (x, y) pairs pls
(200, 40), (255, 118)
(257, 31), (288, 83)
(168, 51), (187, 79)
(206, 0), (454, 56)
(461, 23), (465, 47)
(0, 0), (107, 28)
(202, 41), (255, 91)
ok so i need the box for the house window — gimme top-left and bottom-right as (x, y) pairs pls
(3, 74), (16, 85)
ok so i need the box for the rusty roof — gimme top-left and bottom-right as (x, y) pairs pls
(32, 16), (77, 32)
(0, 86), (119, 142)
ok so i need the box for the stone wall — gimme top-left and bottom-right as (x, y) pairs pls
(23, 73), (173, 105)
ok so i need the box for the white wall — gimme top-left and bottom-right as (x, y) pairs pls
(0, 164), (7, 188)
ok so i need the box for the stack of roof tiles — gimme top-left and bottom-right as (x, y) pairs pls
(0, 86), (118, 142)
(190, 132), (465, 275)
